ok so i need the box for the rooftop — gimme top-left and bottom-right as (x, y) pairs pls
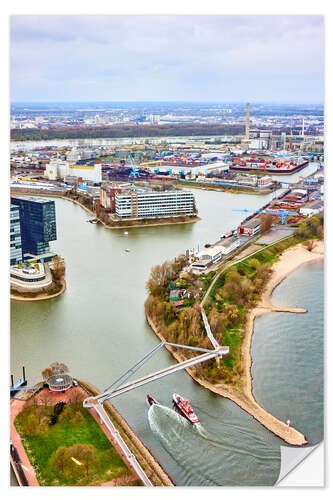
(240, 217), (261, 228)
(219, 235), (239, 249)
(11, 195), (53, 205)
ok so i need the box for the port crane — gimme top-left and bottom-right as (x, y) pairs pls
(232, 208), (299, 225)
(127, 154), (140, 178)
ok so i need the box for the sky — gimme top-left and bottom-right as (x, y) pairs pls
(10, 15), (324, 103)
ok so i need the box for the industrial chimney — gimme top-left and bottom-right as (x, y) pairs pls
(245, 103), (250, 140)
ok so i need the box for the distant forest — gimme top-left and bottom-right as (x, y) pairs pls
(11, 123), (246, 141)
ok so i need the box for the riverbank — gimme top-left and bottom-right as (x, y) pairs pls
(146, 240), (324, 446)
(10, 189), (200, 229)
(174, 180), (274, 195)
(10, 278), (66, 302)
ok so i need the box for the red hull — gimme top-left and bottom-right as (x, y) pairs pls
(172, 393), (200, 424)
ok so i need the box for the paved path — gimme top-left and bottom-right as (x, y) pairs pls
(10, 399), (39, 486)
(10, 387), (147, 487)
(89, 401), (153, 486)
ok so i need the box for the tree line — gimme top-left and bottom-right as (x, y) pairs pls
(11, 123), (245, 141)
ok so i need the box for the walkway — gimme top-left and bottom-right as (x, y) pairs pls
(10, 399), (39, 486)
(89, 401), (153, 487)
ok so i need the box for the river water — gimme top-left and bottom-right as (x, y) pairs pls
(10, 186), (323, 486)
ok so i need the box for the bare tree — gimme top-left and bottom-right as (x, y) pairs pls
(41, 367), (53, 380)
(146, 261), (175, 294)
(303, 239), (315, 252)
(50, 362), (69, 375)
(69, 388), (84, 412)
(260, 213), (274, 233)
(42, 361), (69, 381)
(51, 255), (66, 280)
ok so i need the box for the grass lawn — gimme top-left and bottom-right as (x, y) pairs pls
(14, 404), (133, 486)
(222, 327), (243, 372)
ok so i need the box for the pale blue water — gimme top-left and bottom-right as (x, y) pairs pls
(251, 261), (324, 445)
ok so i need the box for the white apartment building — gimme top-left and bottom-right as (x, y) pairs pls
(115, 190), (195, 219)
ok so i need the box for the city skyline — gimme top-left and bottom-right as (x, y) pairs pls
(11, 16), (324, 104)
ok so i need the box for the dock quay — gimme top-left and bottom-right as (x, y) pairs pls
(10, 367), (27, 396)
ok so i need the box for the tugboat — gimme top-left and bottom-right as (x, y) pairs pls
(146, 394), (159, 406)
(172, 393), (200, 424)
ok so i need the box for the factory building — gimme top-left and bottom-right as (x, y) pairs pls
(191, 246), (224, 271)
(237, 217), (261, 236)
(68, 163), (102, 184)
(45, 159), (70, 180)
(299, 201), (323, 217)
(218, 236), (241, 255)
(45, 160), (102, 183)
(257, 176), (273, 188)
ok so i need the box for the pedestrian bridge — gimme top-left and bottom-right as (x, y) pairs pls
(82, 341), (229, 486)
(83, 341), (229, 407)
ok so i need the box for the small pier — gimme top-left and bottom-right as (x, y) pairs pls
(10, 367), (27, 396)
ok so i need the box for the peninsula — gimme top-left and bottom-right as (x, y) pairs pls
(145, 217), (324, 446)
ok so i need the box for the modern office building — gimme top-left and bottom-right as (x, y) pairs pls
(10, 204), (23, 265)
(11, 196), (57, 261)
(114, 189), (195, 219)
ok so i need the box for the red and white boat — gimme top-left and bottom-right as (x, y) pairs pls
(172, 393), (200, 424)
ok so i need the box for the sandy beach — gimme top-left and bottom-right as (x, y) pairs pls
(146, 239), (324, 446)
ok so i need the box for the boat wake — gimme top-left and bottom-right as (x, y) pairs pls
(147, 402), (281, 486)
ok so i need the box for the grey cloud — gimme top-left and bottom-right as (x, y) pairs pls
(11, 15), (324, 102)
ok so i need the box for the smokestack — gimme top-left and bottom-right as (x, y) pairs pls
(245, 103), (250, 140)
(282, 132), (286, 150)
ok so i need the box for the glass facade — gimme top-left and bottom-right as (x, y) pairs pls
(11, 197), (57, 257)
(10, 204), (23, 265)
